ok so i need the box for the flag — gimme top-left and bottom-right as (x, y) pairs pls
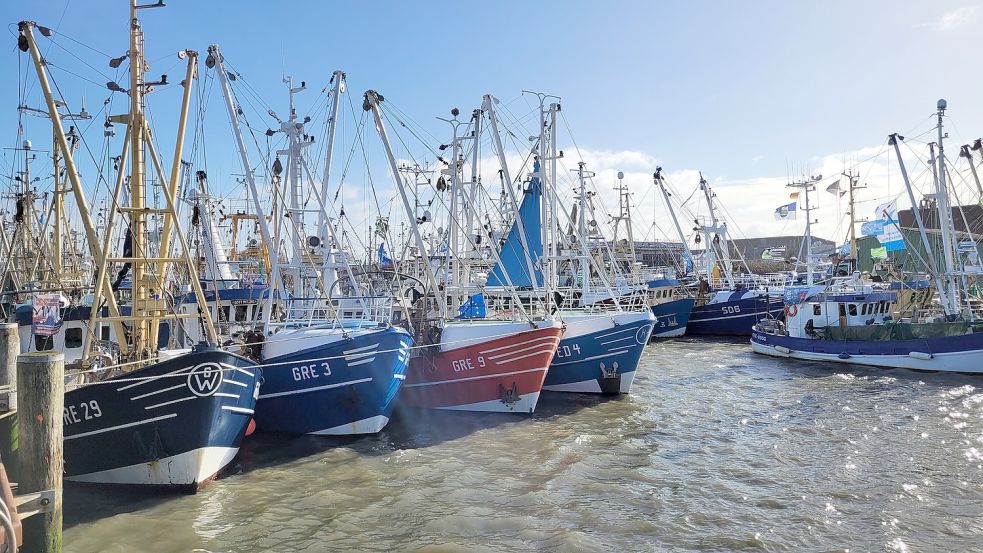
(826, 179), (845, 197)
(456, 293), (486, 319)
(32, 294), (63, 336)
(870, 246), (887, 260)
(774, 202), (797, 220)
(789, 192), (799, 200)
(378, 243), (393, 266)
(761, 246), (786, 260)
(874, 200), (906, 252)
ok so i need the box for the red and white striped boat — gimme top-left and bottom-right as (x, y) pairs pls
(401, 320), (562, 413)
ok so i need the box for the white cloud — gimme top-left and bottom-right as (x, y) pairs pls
(916, 6), (979, 30)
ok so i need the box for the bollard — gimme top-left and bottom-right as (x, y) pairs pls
(16, 352), (63, 553)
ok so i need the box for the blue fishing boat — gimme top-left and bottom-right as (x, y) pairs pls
(686, 290), (785, 336)
(645, 277), (694, 338)
(64, 347), (261, 488)
(543, 310), (654, 393)
(210, 50), (414, 433)
(256, 323), (412, 434)
(650, 297), (695, 338)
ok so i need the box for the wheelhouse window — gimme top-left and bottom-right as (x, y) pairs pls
(65, 327), (83, 349)
(848, 304), (858, 316)
(34, 334), (54, 351)
(813, 304), (821, 316)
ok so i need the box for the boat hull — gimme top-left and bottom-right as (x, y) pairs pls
(543, 311), (654, 394)
(401, 324), (562, 413)
(688, 295), (784, 336)
(63, 349), (260, 489)
(751, 329), (983, 373)
(257, 325), (412, 435)
(650, 298), (694, 338)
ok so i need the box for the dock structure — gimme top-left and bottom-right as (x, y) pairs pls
(16, 352), (64, 553)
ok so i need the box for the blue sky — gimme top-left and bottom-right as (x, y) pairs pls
(2, 1), (982, 244)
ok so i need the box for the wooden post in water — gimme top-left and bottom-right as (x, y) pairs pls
(0, 323), (19, 472)
(16, 352), (63, 553)
(0, 323), (17, 411)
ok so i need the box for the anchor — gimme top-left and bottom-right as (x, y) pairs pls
(598, 361), (622, 395)
(499, 382), (519, 407)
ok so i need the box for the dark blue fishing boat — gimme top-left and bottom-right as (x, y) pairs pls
(63, 347), (261, 488)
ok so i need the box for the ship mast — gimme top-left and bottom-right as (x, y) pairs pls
(654, 168), (696, 274)
(787, 175), (819, 285)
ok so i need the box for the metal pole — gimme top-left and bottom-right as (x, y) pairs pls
(210, 44), (282, 333)
(364, 90), (447, 317)
(889, 133), (953, 316)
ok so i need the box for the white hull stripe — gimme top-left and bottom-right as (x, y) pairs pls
(220, 363), (256, 378)
(550, 348), (631, 367)
(496, 348), (558, 364)
(478, 336), (559, 355)
(117, 365), (194, 391)
(145, 396), (196, 410)
(66, 446), (238, 486)
(221, 406), (254, 415)
(694, 311), (778, 323)
(311, 414), (390, 435)
(433, 392), (541, 413)
(487, 339), (560, 360)
(599, 336), (634, 345)
(65, 413), (178, 441)
(225, 379), (247, 387)
(343, 343), (380, 355)
(130, 383), (184, 401)
(214, 392), (241, 399)
(257, 377), (373, 399)
(404, 367), (547, 388)
(346, 348), (380, 359)
(348, 357), (377, 367)
(592, 326), (638, 340)
(394, 374), (406, 380)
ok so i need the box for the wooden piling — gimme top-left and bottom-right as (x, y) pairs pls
(0, 323), (17, 412)
(16, 352), (63, 553)
(0, 323), (18, 479)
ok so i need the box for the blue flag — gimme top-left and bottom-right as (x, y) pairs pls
(456, 294), (486, 319)
(378, 243), (393, 266)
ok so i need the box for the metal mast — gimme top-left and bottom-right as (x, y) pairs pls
(209, 44), (282, 332)
(932, 99), (961, 315)
(889, 132), (954, 317)
(316, 71), (345, 244)
(787, 175), (819, 285)
(364, 90), (446, 317)
(654, 168), (696, 271)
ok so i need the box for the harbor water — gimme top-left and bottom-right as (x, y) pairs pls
(63, 338), (983, 552)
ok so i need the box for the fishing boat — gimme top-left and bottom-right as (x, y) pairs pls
(752, 100), (983, 373)
(209, 48), (413, 434)
(364, 90), (561, 413)
(656, 170), (785, 335)
(17, 5), (260, 489)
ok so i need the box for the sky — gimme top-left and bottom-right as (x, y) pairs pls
(2, 1), (983, 255)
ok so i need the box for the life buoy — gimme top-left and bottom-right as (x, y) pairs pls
(784, 304), (798, 317)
